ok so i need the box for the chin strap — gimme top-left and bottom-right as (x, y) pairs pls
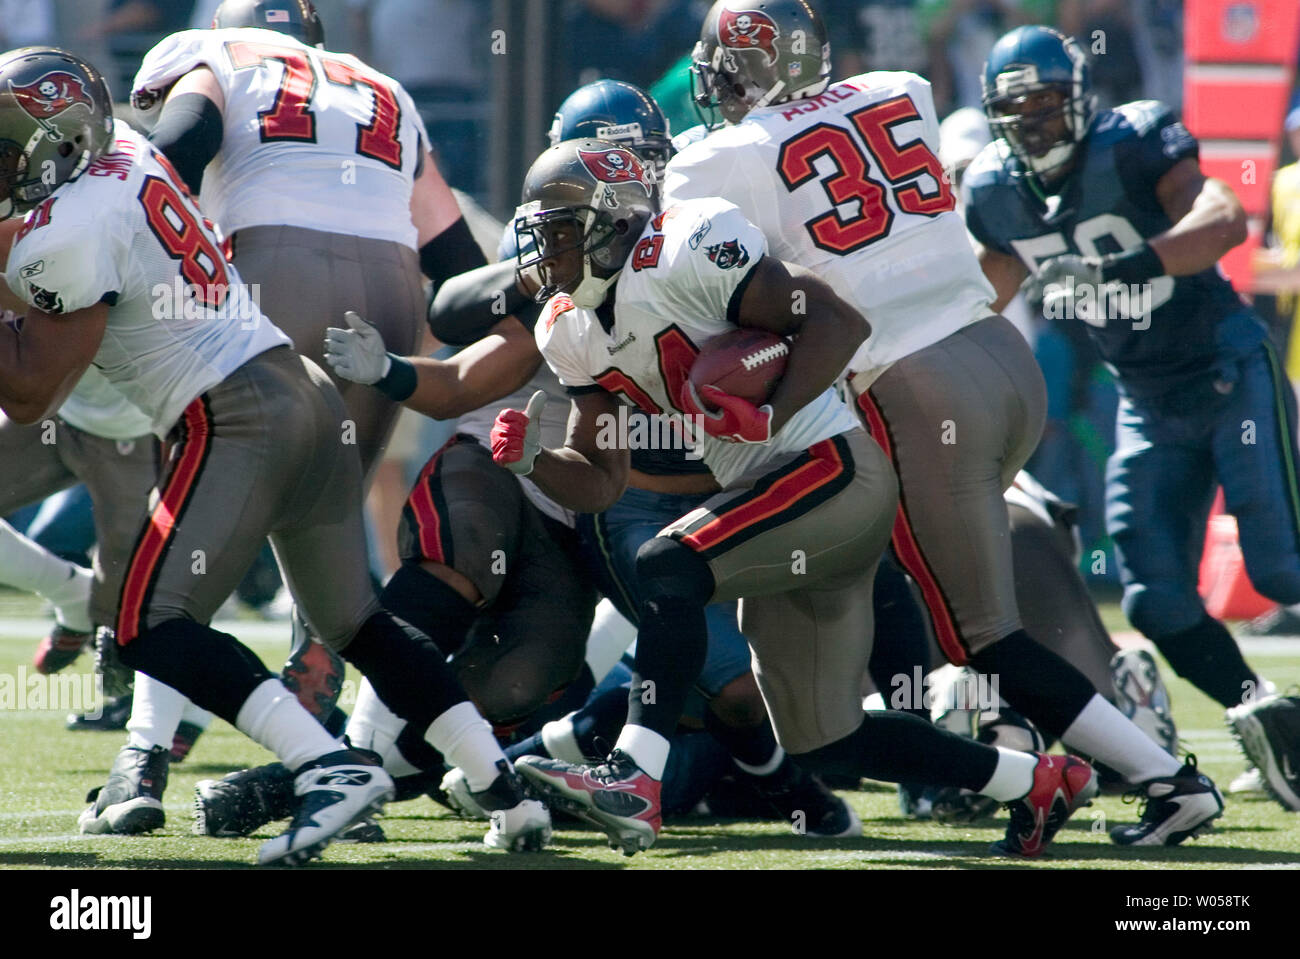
(572, 265), (620, 309)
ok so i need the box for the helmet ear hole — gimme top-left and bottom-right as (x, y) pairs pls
(58, 142), (74, 158)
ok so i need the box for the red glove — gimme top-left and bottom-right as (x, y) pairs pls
(490, 390), (547, 474)
(679, 381), (773, 444)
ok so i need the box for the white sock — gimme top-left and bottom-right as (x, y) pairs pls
(1062, 693), (1182, 782)
(0, 520), (93, 631)
(979, 747), (1039, 801)
(426, 701), (506, 792)
(180, 700), (213, 731)
(126, 673), (188, 751)
(540, 714), (587, 765)
(734, 744), (785, 777)
(614, 724), (670, 780)
(343, 678), (420, 777)
(236, 678), (340, 771)
(585, 598), (637, 683)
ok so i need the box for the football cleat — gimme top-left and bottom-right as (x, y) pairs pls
(78, 745), (169, 835)
(33, 624), (91, 675)
(465, 761), (551, 851)
(257, 750), (394, 866)
(336, 816), (386, 843)
(753, 765), (861, 838)
(170, 720), (206, 763)
(933, 707), (1043, 824)
(67, 692), (133, 731)
(281, 632), (346, 722)
(1109, 755), (1224, 846)
(193, 763), (296, 837)
(1226, 694), (1300, 811)
(1228, 766), (1265, 795)
(517, 750), (660, 855)
(992, 753), (1098, 858)
(1110, 648), (1177, 755)
(439, 766), (488, 820)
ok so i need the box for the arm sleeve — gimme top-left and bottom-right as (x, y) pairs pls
(427, 259), (541, 344)
(148, 92), (224, 195)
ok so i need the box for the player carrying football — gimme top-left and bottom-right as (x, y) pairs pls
(660, 0), (1223, 845)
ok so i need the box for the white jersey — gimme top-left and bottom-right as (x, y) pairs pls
(536, 197), (858, 489)
(663, 72), (997, 385)
(58, 367), (153, 441)
(4, 122), (291, 437)
(132, 28), (429, 247)
(455, 361), (575, 528)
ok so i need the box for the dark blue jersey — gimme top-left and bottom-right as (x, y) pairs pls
(964, 100), (1260, 399)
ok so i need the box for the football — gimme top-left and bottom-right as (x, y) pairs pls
(687, 328), (789, 407)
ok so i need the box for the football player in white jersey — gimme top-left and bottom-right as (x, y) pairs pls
(119, 0), (488, 772)
(483, 136), (1103, 858)
(661, 0), (1223, 846)
(0, 47), (547, 862)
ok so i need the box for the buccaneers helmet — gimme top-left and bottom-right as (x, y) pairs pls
(981, 26), (1093, 186)
(515, 138), (659, 310)
(550, 80), (674, 177)
(213, 0), (325, 47)
(692, 0), (831, 125)
(0, 48), (114, 219)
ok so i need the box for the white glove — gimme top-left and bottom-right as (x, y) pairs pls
(324, 310), (389, 384)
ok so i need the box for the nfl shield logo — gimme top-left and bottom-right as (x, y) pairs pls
(1222, 3), (1259, 43)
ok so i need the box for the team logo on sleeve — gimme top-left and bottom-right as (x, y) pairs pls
(8, 72), (95, 140)
(706, 239), (750, 270)
(577, 148), (654, 196)
(28, 283), (63, 314)
(718, 9), (780, 66)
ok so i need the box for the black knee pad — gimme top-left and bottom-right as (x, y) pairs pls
(634, 535), (715, 605)
(380, 563), (477, 656)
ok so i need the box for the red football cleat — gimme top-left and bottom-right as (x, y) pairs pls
(994, 753), (1098, 858)
(516, 749), (661, 856)
(33, 624), (91, 675)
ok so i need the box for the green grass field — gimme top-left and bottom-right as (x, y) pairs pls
(1, 589), (1298, 871)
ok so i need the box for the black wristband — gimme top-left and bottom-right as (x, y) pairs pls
(419, 217), (488, 289)
(1101, 243), (1165, 285)
(374, 354), (417, 401)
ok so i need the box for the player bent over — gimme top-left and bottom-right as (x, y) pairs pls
(0, 47), (545, 863)
(497, 138), (1098, 857)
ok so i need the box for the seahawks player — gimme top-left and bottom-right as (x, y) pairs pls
(966, 25), (1300, 812)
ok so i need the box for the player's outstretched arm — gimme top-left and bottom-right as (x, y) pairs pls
(492, 389), (630, 513)
(0, 300), (107, 424)
(324, 310), (540, 419)
(1148, 159), (1248, 277)
(731, 256), (869, 433)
